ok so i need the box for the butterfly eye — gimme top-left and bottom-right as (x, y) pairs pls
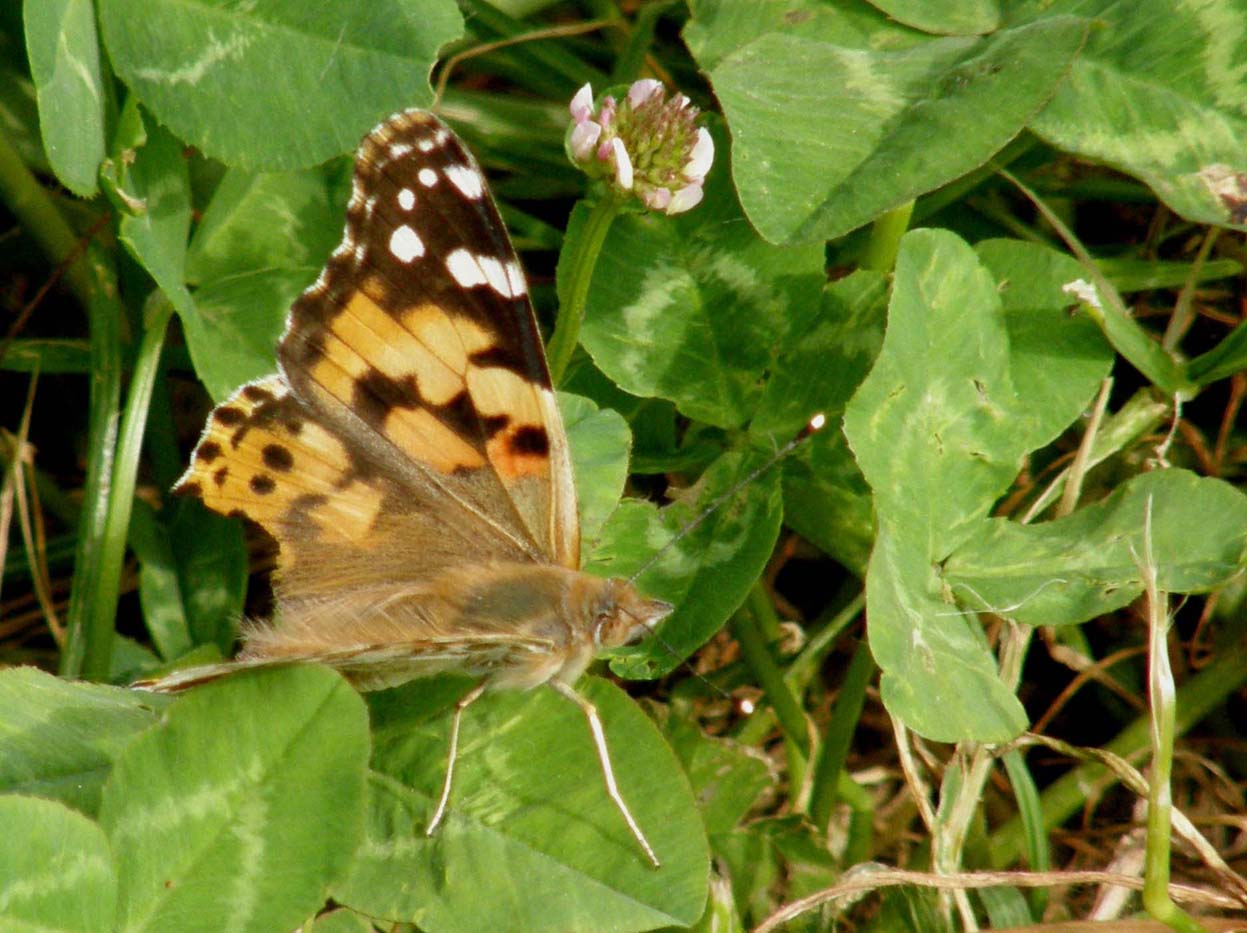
(592, 609), (613, 646)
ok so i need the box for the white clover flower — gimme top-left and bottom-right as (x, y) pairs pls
(564, 79), (714, 215)
(569, 83), (594, 123)
(627, 78), (663, 109)
(569, 119), (601, 161)
(686, 129), (714, 182)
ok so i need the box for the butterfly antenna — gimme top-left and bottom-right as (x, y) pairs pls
(432, 20), (614, 110)
(626, 412), (826, 588)
(637, 628), (738, 703)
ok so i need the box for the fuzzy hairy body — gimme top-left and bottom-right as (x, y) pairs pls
(244, 563), (653, 692)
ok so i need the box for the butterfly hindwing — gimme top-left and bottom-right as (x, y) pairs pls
(276, 111), (578, 568)
(174, 375), (387, 547)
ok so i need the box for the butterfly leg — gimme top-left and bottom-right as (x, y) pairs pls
(549, 680), (661, 869)
(427, 681), (487, 836)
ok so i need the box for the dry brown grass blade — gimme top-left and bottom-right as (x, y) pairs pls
(0, 371), (61, 643)
(753, 865), (1244, 933)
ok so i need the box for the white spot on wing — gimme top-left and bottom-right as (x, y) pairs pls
(397, 188), (416, 211)
(417, 138), (435, 153)
(505, 262), (527, 297)
(445, 251), (521, 297)
(444, 165), (484, 200)
(389, 142), (412, 159)
(446, 249), (486, 288)
(389, 225), (425, 263)
(418, 168), (438, 188)
(478, 256), (512, 297)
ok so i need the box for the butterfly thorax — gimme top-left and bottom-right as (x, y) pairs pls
(239, 563), (672, 693)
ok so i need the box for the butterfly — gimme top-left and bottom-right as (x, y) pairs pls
(137, 109), (672, 867)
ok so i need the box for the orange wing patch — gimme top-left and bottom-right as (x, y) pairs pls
(291, 276), (558, 527)
(174, 376), (384, 551)
(298, 286), (488, 477)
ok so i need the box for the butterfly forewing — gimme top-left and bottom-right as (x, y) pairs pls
(276, 111), (578, 568)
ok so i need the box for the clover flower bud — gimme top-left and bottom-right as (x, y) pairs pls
(566, 79), (714, 215)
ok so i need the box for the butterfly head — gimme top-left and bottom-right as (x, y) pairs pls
(591, 578), (674, 649)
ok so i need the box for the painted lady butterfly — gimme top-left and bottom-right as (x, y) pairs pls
(139, 110), (671, 866)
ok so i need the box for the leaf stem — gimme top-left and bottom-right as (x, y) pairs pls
(808, 637), (873, 830)
(730, 583), (810, 757)
(0, 126), (130, 680)
(1139, 499), (1206, 933)
(860, 202), (914, 273)
(83, 297), (174, 679)
(548, 194), (621, 384)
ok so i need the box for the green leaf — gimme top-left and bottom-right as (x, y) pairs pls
(111, 107), (194, 316)
(170, 501), (247, 653)
(683, 0), (922, 73)
(944, 470), (1247, 626)
(869, 0), (1001, 35)
(587, 448), (785, 680)
(99, 666), (369, 933)
(23, 0), (107, 196)
(1028, 0), (1247, 230)
(753, 270), (890, 438)
(755, 269), (885, 571)
(180, 269), (313, 401)
(307, 908), (375, 933)
(844, 230), (1050, 740)
(976, 885), (1034, 929)
(0, 668), (161, 815)
(129, 499), (193, 661)
(877, 884), (949, 932)
(846, 230), (1047, 558)
(0, 795), (117, 933)
(185, 167), (340, 284)
(975, 239), (1115, 443)
(1098, 256), (1243, 293)
(664, 712), (770, 837)
(1186, 317), (1247, 386)
(337, 677), (709, 932)
(0, 63), (50, 173)
(575, 127), (826, 428)
(711, 16), (1088, 243)
(560, 392), (630, 548)
(782, 428), (875, 576)
(868, 525), (1027, 742)
(710, 827), (779, 924)
(97, 0), (463, 170)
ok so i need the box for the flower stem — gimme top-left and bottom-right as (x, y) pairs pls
(547, 193), (621, 385)
(731, 583), (810, 757)
(860, 201), (914, 273)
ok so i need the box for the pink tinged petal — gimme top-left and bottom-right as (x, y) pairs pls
(685, 128), (714, 180)
(627, 78), (664, 109)
(642, 187), (672, 211)
(570, 83), (594, 122)
(667, 183), (703, 214)
(570, 121), (602, 160)
(599, 97), (617, 128)
(611, 138), (634, 189)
